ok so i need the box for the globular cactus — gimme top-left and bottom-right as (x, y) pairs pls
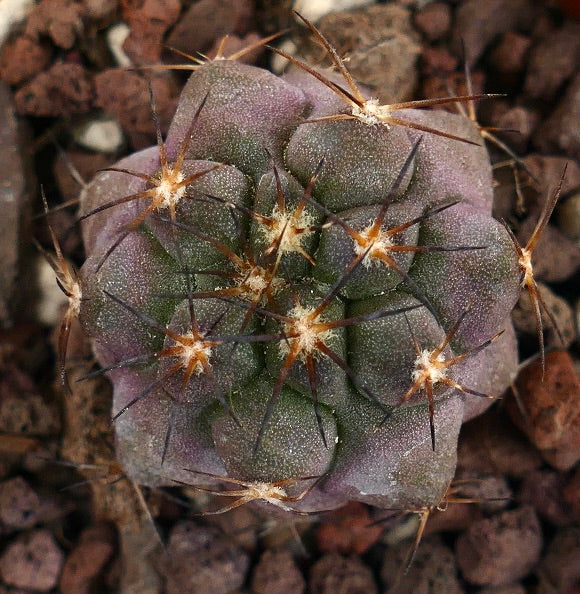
(75, 19), (523, 515)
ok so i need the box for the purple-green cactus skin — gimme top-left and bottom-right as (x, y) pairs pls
(78, 53), (521, 514)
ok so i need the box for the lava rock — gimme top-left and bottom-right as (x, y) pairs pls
(457, 408), (542, 479)
(166, 0), (253, 58)
(421, 500), (482, 537)
(564, 467), (580, 522)
(536, 527), (580, 594)
(517, 469), (570, 526)
(490, 32), (532, 75)
(313, 5), (420, 104)
(25, 0), (84, 50)
(14, 62), (93, 117)
(0, 529), (65, 591)
(490, 106), (539, 153)
(479, 585), (526, 594)
(82, 0), (117, 20)
(251, 549), (305, 594)
(310, 553), (377, 594)
(509, 351), (580, 471)
(413, 2), (451, 41)
(53, 150), (113, 203)
(0, 476), (42, 532)
(94, 70), (177, 149)
(315, 501), (382, 555)
(121, 0), (181, 64)
(381, 535), (464, 594)
(522, 155), (580, 202)
(455, 506), (542, 587)
(159, 521), (250, 594)
(0, 35), (52, 85)
(534, 72), (580, 161)
(59, 523), (116, 594)
(421, 46), (459, 75)
(512, 282), (576, 350)
(452, 0), (531, 66)
(0, 365), (60, 436)
(523, 23), (580, 101)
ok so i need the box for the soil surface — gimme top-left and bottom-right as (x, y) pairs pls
(0, 0), (578, 592)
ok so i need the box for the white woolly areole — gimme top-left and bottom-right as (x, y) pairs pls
(412, 349), (447, 384)
(242, 267), (270, 296)
(177, 332), (212, 374)
(156, 171), (186, 209)
(252, 482), (287, 500)
(69, 282), (82, 317)
(351, 99), (380, 126)
(279, 304), (336, 360)
(262, 205), (316, 256)
(353, 224), (394, 267)
(244, 482), (294, 511)
(238, 265), (283, 302)
(351, 97), (395, 127)
(520, 248), (534, 287)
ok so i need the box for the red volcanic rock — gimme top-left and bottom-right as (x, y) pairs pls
(310, 554), (377, 594)
(381, 536), (464, 594)
(94, 70), (177, 149)
(0, 529), (64, 591)
(517, 469), (571, 526)
(0, 476), (41, 531)
(159, 521), (250, 594)
(166, 0), (253, 58)
(534, 72), (580, 161)
(59, 523), (116, 594)
(455, 506), (542, 587)
(414, 2), (451, 41)
(490, 32), (532, 75)
(25, 0), (84, 50)
(452, 0), (532, 66)
(121, 0), (181, 64)
(14, 62), (93, 117)
(0, 35), (52, 86)
(457, 408), (542, 479)
(316, 501), (382, 555)
(251, 549), (305, 594)
(523, 23), (580, 101)
(509, 351), (580, 470)
(536, 527), (580, 594)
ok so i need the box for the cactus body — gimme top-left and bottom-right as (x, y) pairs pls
(79, 58), (520, 513)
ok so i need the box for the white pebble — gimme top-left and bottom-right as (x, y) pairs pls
(293, 0), (375, 23)
(36, 256), (68, 327)
(74, 118), (124, 153)
(106, 22), (132, 67)
(271, 39), (298, 74)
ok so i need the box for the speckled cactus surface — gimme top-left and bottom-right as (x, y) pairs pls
(78, 52), (521, 513)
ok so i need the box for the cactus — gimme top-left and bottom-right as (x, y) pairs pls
(74, 19), (523, 515)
